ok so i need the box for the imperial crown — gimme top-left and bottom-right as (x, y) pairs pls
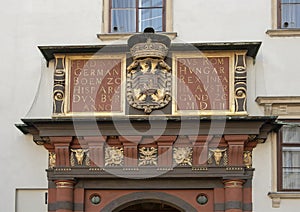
(127, 29), (171, 60)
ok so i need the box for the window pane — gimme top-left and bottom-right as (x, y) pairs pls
(281, 0), (300, 3)
(282, 167), (300, 189)
(111, 9), (136, 32)
(139, 0), (163, 8)
(281, 4), (300, 28)
(112, 0), (136, 8)
(139, 8), (163, 32)
(283, 147), (300, 167)
(283, 126), (300, 143)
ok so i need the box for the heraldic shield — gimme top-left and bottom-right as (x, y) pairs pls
(127, 29), (172, 113)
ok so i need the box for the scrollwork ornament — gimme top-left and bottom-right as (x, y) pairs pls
(53, 55), (66, 114)
(53, 90), (64, 101)
(236, 89), (245, 98)
(234, 52), (247, 112)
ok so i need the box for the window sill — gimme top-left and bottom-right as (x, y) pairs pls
(268, 192), (300, 208)
(97, 32), (178, 41)
(266, 29), (300, 37)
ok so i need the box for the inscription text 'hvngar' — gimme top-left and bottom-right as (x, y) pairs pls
(176, 57), (230, 111)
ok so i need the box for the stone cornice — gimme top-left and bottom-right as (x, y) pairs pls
(16, 116), (277, 140)
(38, 41), (262, 63)
(266, 29), (300, 37)
(256, 96), (300, 118)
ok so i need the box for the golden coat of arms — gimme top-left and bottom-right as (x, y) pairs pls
(127, 30), (172, 113)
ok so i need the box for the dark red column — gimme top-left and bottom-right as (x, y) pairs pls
(55, 180), (75, 212)
(223, 180), (245, 212)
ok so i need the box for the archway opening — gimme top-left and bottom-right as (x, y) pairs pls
(117, 201), (181, 212)
(103, 192), (197, 212)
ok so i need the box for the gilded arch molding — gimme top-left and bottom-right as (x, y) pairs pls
(101, 191), (197, 212)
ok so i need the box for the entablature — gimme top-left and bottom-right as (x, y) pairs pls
(39, 38), (262, 117)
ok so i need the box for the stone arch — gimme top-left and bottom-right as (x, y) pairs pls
(101, 191), (197, 212)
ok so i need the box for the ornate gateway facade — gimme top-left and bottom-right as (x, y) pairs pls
(17, 30), (277, 212)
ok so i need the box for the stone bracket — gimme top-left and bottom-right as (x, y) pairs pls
(268, 192), (300, 208)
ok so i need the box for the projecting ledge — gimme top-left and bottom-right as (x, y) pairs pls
(266, 29), (300, 37)
(38, 41), (261, 63)
(268, 192), (300, 208)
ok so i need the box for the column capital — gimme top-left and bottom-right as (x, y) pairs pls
(224, 135), (248, 142)
(119, 136), (142, 144)
(85, 136), (107, 144)
(50, 136), (73, 144)
(55, 180), (75, 189)
(223, 179), (245, 188)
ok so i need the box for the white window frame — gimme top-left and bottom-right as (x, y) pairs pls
(98, 0), (176, 41)
(256, 96), (300, 208)
(267, 0), (300, 37)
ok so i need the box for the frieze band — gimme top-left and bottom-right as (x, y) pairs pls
(47, 136), (253, 170)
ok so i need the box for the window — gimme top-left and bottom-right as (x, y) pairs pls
(278, 125), (300, 191)
(110, 0), (165, 33)
(278, 0), (300, 28)
(99, 0), (175, 40)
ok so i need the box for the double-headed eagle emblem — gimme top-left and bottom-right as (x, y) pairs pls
(127, 31), (172, 113)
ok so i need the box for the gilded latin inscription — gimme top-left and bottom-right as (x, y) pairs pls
(69, 58), (123, 113)
(176, 57), (230, 111)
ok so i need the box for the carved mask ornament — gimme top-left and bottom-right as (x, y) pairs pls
(139, 147), (158, 166)
(173, 147), (193, 166)
(127, 30), (172, 113)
